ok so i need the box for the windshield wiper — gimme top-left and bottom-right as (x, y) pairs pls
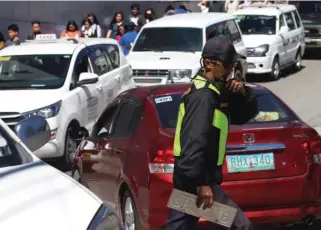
(177, 50), (196, 53)
(0, 79), (27, 83)
(140, 48), (163, 52)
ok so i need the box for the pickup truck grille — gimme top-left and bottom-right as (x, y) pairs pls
(133, 69), (169, 77)
(0, 112), (25, 129)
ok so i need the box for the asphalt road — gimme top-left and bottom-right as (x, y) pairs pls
(56, 52), (321, 229)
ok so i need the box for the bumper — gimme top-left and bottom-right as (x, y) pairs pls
(148, 173), (321, 228)
(305, 38), (321, 48)
(246, 56), (274, 74)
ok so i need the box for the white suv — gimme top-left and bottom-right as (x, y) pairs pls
(0, 35), (134, 166)
(127, 13), (247, 86)
(234, 4), (305, 80)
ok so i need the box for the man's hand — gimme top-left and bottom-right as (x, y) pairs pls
(226, 79), (246, 95)
(196, 186), (214, 210)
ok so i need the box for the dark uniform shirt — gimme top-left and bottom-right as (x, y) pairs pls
(173, 75), (257, 193)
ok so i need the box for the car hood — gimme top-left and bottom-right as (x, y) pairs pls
(127, 51), (202, 70)
(0, 160), (102, 229)
(300, 13), (321, 25)
(0, 89), (62, 113)
(242, 35), (276, 48)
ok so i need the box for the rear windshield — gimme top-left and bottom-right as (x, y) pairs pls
(154, 93), (296, 128)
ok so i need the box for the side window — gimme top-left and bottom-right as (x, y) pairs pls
(72, 49), (92, 87)
(102, 44), (120, 68)
(206, 21), (231, 41)
(284, 12), (296, 31)
(226, 20), (242, 43)
(88, 46), (113, 76)
(279, 14), (285, 29)
(93, 106), (118, 138)
(111, 102), (142, 137)
(293, 10), (302, 28)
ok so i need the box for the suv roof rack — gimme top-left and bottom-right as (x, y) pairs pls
(24, 38), (79, 44)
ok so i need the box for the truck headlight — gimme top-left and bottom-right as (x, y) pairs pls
(169, 69), (192, 80)
(88, 204), (121, 230)
(253, 44), (269, 57)
(24, 101), (61, 119)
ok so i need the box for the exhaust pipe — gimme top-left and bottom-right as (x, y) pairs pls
(303, 216), (315, 226)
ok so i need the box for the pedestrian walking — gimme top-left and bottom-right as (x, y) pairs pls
(81, 18), (95, 38)
(106, 12), (125, 39)
(162, 36), (258, 230)
(84, 12), (102, 38)
(27, 20), (41, 40)
(119, 22), (137, 56)
(6, 24), (20, 46)
(128, 3), (145, 32)
(144, 8), (156, 23)
(60, 20), (81, 38)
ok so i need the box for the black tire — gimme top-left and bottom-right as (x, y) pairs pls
(60, 126), (78, 170)
(293, 50), (302, 72)
(121, 191), (139, 230)
(270, 57), (280, 80)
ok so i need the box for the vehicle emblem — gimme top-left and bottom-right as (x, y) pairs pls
(243, 133), (255, 144)
(144, 71), (149, 76)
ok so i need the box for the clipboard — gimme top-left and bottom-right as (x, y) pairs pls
(167, 189), (237, 228)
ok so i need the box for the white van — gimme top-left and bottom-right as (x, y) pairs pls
(0, 35), (134, 166)
(234, 4), (305, 80)
(127, 13), (247, 86)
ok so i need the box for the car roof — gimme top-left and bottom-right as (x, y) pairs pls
(143, 13), (235, 28)
(0, 38), (119, 56)
(234, 4), (297, 16)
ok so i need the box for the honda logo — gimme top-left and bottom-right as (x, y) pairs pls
(243, 133), (255, 144)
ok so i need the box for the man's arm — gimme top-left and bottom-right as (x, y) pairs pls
(229, 86), (258, 125)
(176, 89), (218, 186)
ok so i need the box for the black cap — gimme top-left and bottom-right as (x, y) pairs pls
(202, 36), (246, 66)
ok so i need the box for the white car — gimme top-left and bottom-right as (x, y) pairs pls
(127, 13), (247, 87)
(0, 35), (135, 165)
(234, 4), (305, 80)
(0, 115), (120, 229)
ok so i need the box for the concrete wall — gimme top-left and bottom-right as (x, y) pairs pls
(0, 1), (200, 40)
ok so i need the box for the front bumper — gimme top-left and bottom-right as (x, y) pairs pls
(246, 56), (274, 74)
(305, 37), (321, 48)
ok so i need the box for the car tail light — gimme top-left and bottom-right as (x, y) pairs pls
(149, 149), (174, 174)
(302, 136), (321, 165)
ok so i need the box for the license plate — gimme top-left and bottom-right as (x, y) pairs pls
(305, 38), (311, 43)
(226, 153), (275, 173)
(167, 189), (237, 228)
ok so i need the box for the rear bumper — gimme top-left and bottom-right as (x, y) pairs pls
(148, 171), (321, 228)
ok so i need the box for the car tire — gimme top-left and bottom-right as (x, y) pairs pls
(270, 57), (280, 81)
(121, 191), (139, 230)
(61, 126), (78, 170)
(293, 50), (302, 72)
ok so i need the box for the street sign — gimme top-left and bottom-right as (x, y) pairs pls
(167, 189), (237, 228)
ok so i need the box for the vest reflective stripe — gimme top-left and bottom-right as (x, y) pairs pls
(173, 76), (228, 166)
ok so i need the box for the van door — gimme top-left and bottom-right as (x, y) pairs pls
(292, 9), (305, 57)
(278, 14), (288, 66)
(283, 11), (299, 63)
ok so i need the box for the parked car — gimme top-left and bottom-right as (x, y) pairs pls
(127, 13), (247, 86)
(291, 1), (321, 51)
(0, 115), (121, 229)
(71, 83), (321, 229)
(234, 4), (305, 80)
(0, 34), (134, 167)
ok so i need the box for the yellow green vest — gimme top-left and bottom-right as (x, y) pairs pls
(173, 76), (229, 166)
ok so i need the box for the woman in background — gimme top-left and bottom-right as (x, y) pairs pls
(85, 12), (101, 38)
(60, 20), (81, 38)
(106, 12), (125, 39)
(116, 25), (126, 42)
(81, 18), (94, 38)
(144, 8), (156, 23)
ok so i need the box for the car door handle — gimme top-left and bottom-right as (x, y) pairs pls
(96, 84), (103, 91)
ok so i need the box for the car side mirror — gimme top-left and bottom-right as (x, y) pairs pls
(69, 126), (89, 141)
(279, 26), (289, 34)
(77, 72), (99, 86)
(14, 116), (51, 152)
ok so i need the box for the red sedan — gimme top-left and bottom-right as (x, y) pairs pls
(71, 83), (321, 230)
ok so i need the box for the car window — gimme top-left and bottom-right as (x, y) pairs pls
(0, 126), (33, 168)
(133, 27), (203, 52)
(284, 12), (296, 31)
(0, 54), (71, 90)
(235, 15), (277, 35)
(206, 21), (231, 41)
(279, 14), (285, 29)
(154, 93), (296, 128)
(72, 49), (92, 87)
(226, 20), (242, 43)
(88, 47), (113, 76)
(102, 44), (120, 68)
(92, 106), (118, 138)
(111, 102), (142, 137)
(293, 10), (302, 28)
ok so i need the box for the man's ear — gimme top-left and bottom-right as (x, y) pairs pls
(203, 59), (212, 71)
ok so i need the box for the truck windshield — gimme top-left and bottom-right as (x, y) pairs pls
(236, 15), (276, 35)
(0, 54), (71, 89)
(132, 27), (203, 52)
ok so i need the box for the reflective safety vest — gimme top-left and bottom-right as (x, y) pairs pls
(173, 76), (229, 166)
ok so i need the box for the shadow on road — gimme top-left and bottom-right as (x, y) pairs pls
(303, 50), (321, 60)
